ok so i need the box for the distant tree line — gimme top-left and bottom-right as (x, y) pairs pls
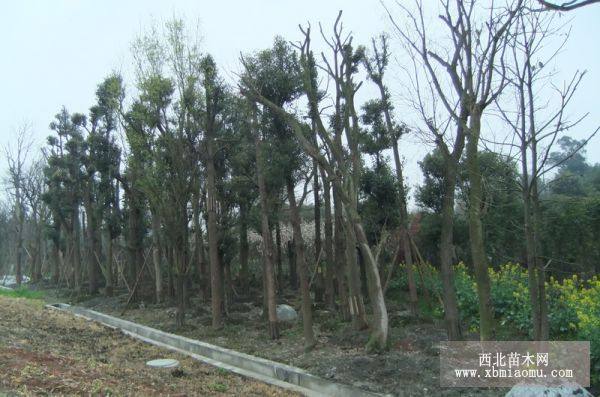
(1, 0), (598, 351)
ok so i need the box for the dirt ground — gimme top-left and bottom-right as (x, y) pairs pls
(0, 295), (296, 396)
(37, 285), (508, 397)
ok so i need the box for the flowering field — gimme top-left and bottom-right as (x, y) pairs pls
(392, 262), (600, 384)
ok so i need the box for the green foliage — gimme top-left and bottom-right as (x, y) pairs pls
(243, 36), (302, 106)
(549, 136), (590, 176)
(359, 98), (397, 165)
(548, 275), (600, 383)
(416, 149), (523, 266)
(540, 195), (600, 275)
(472, 153), (523, 265)
(390, 262), (600, 384)
(453, 263), (480, 333)
(359, 162), (400, 244)
(43, 107), (88, 234)
(245, 37), (307, 185)
(0, 287), (44, 300)
(416, 149), (447, 213)
(550, 170), (587, 196)
(489, 264), (531, 333)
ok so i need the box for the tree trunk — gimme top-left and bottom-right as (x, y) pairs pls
(532, 189), (549, 340)
(15, 202), (24, 287)
(167, 246), (174, 299)
(206, 134), (223, 330)
(126, 190), (143, 301)
(224, 255), (232, 310)
(275, 221), (283, 291)
(151, 213), (163, 303)
(239, 203), (249, 293)
(104, 229), (114, 297)
(320, 166), (335, 310)
(84, 195), (100, 295)
(72, 209), (82, 294)
(176, 272), (186, 327)
(333, 185), (351, 321)
(288, 238), (297, 290)
(51, 240), (60, 285)
(255, 126), (279, 339)
(343, 193), (368, 330)
(286, 177), (316, 350)
(440, 161), (463, 340)
(466, 110), (494, 341)
(196, 196), (209, 302)
(36, 219), (43, 282)
(174, 209), (190, 327)
(392, 141), (418, 315)
(352, 218), (389, 352)
(31, 214), (42, 283)
(313, 159), (324, 302)
(375, 74), (419, 315)
(524, 177), (549, 340)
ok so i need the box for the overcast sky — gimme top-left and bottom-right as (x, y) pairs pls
(1, 0), (599, 204)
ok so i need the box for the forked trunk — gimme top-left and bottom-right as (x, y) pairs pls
(345, 217), (368, 330)
(352, 219), (389, 352)
(333, 186), (351, 321)
(440, 161), (463, 340)
(466, 110), (494, 341)
(286, 177), (316, 350)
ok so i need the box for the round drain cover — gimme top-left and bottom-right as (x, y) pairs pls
(146, 358), (180, 368)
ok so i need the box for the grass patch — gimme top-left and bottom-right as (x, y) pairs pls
(209, 382), (228, 392)
(0, 287), (44, 300)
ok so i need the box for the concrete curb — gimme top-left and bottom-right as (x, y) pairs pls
(46, 303), (384, 397)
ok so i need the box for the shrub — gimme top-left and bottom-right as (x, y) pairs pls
(389, 262), (599, 385)
(550, 275), (600, 384)
(490, 263), (531, 335)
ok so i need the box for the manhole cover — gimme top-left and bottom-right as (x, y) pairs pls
(146, 358), (180, 368)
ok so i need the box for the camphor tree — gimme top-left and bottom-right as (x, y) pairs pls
(314, 13), (369, 331)
(123, 19), (206, 326)
(242, 12), (390, 352)
(87, 75), (123, 297)
(44, 109), (87, 293)
(361, 33), (419, 315)
(74, 76), (124, 295)
(200, 54), (228, 330)
(240, 37), (313, 343)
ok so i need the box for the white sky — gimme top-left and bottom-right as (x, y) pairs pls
(1, 0), (599, 204)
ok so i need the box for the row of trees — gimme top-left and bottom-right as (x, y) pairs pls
(1, 0), (598, 351)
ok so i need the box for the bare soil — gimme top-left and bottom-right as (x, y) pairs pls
(39, 285), (508, 397)
(0, 295), (296, 396)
